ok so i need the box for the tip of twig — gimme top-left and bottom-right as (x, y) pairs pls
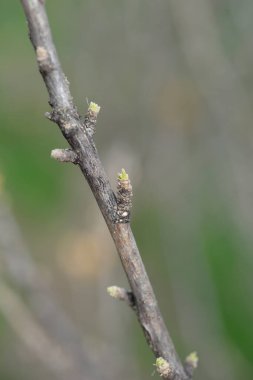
(88, 101), (101, 115)
(184, 351), (199, 377)
(107, 286), (124, 299)
(118, 168), (129, 181)
(154, 357), (172, 378)
(107, 286), (136, 309)
(185, 351), (198, 368)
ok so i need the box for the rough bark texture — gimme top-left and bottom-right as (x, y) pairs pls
(20, 1), (190, 379)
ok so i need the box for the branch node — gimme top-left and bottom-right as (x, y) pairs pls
(51, 148), (78, 164)
(115, 169), (133, 223)
(36, 46), (53, 72)
(45, 111), (53, 120)
(36, 46), (48, 62)
(46, 108), (79, 136)
(184, 351), (199, 378)
(107, 286), (135, 309)
(155, 357), (173, 378)
(83, 101), (101, 137)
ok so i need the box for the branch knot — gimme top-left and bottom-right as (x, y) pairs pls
(36, 46), (53, 73)
(155, 357), (173, 378)
(51, 148), (78, 164)
(83, 101), (101, 137)
(107, 286), (136, 309)
(116, 169), (133, 223)
(184, 352), (199, 378)
(45, 107), (79, 135)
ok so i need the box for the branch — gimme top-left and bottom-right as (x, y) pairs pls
(20, 1), (191, 379)
(0, 191), (133, 380)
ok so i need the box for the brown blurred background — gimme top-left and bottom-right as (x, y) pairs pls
(1, 1), (253, 379)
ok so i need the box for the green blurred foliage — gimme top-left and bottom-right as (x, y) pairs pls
(202, 211), (253, 364)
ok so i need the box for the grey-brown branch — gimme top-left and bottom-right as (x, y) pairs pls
(20, 1), (192, 379)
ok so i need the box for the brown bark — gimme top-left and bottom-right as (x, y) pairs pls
(20, 1), (192, 379)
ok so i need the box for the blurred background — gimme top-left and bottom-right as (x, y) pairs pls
(1, 1), (253, 379)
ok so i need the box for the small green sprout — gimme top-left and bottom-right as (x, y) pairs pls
(185, 351), (199, 369)
(118, 168), (129, 181)
(88, 101), (101, 114)
(155, 357), (171, 377)
(107, 286), (120, 299)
